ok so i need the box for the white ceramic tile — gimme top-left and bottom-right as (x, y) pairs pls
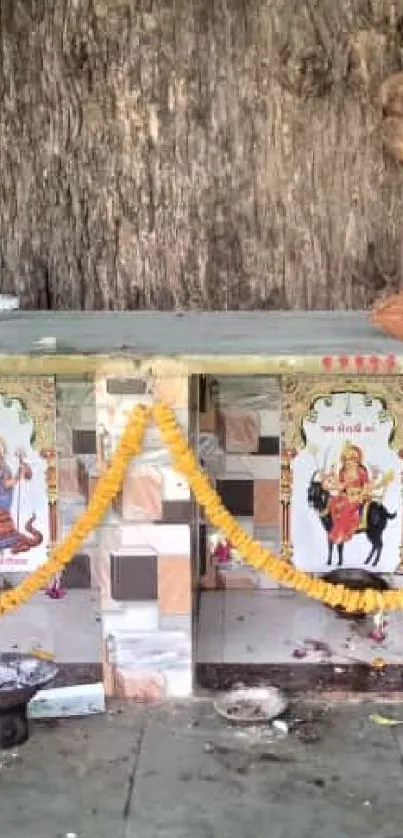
(159, 466), (190, 501)
(29, 683), (105, 718)
(107, 630), (191, 669)
(216, 377), (280, 411)
(222, 455), (280, 479)
(0, 597), (53, 655)
(234, 516), (255, 537)
(77, 404), (96, 429)
(259, 409), (281, 437)
(164, 664), (193, 697)
(121, 523), (191, 556)
(103, 603), (159, 635)
(159, 614), (192, 633)
(198, 433), (221, 458)
(49, 590), (102, 663)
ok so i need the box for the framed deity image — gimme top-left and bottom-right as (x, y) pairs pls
(0, 378), (56, 573)
(281, 377), (403, 573)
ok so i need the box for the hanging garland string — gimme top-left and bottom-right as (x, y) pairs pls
(1, 399), (403, 617)
(0, 404), (151, 616)
(153, 403), (403, 615)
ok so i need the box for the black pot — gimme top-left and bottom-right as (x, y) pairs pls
(321, 569), (390, 620)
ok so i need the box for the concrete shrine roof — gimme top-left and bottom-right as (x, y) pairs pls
(0, 310), (400, 376)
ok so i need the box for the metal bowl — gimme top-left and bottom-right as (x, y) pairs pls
(213, 686), (287, 724)
(321, 569), (390, 620)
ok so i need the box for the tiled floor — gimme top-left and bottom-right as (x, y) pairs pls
(196, 589), (403, 665)
(0, 590), (102, 662)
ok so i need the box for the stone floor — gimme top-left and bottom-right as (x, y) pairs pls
(197, 589), (403, 664)
(0, 590), (102, 662)
(2, 698), (403, 838)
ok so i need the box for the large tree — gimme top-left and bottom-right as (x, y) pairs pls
(0, 0), (402, 309)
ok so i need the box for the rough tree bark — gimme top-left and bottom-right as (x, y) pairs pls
(0, 0), (403, 310)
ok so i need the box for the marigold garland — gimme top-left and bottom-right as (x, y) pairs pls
(153, 402), (403, 615)
(0, 404), (151, 616)
(3, 398), (403, 618)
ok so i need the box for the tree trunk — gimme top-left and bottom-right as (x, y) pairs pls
(0, 0), (403, 310)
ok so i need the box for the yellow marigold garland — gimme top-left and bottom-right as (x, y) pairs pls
(153, 402), (403, 615)
(0, 404), (151, 616)
(3, 398), (403, 618)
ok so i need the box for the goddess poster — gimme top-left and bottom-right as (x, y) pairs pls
(287, 385), (402, 573)
(0, 378), (56, 573)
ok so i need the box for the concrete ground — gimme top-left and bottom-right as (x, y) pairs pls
(1, 698), (403, 838)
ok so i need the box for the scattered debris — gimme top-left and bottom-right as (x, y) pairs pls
(304, 638), (333, 658)
(29, 648), (55, 661)
(370, 714), (403, 727)
(370, 657), (386, 669)
(34, 336), (57, 351)
(368, 630), (386, 642)
(294, 723), (322, 744)
(207, 741), (294, 775)
(292, 648), (308, 659)
(45, 577), (67, 599)
(0, 750), (21, 770)
(292, 638), (332, 660)
(368, 612), (387, 642)
(213, 687), (287, 725)
(272, 719), (289, 737)
(308, 777), (325, 788)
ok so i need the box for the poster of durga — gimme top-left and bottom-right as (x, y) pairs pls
(0, 379), (56, 573)
(282, 380), (403, 574)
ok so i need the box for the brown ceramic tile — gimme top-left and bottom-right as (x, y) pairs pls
(158, 555), (191, 615)
(253, 480), (280, 527)
(56, 418), (73, 457)
(217, 570), (256, 589)
(58, 458), (80, 497)
(106, 378), (148, 395)
(72, 430), (97, 455)
(87, 475), (98, 502)
(90, 550), (111, 601)
(76, 462), (98, 503)
(199, 408), (217, 433)
(221, 410), (260, 453)
(110, 553), (158, 601)
(115, 469), (163, 522)
(113, 668), (166, 700)
(153, 376), (188, 409)
(77, 460), (87, 496)
(162, 501), (191, 524)
(216, 479), (254, 517)
(62, 553), (91, 589)
(49, 503), (58, 544)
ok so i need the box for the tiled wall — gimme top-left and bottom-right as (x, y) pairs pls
(95, 374), (193, 700)
(0, 373), (193, 700)
(198, 376), (282, 590)
(0, 371), (281, 698)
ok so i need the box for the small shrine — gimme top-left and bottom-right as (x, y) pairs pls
(1, 303), (403, 705)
